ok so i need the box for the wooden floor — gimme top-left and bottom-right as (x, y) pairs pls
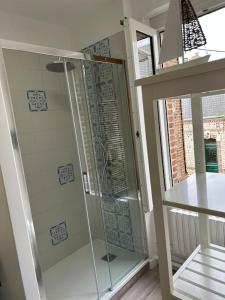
(120, 268), (162, 300)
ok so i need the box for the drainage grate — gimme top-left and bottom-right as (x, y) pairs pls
(101, 253), (117, 262)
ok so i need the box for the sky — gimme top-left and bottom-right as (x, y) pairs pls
(185, 7), (225, 61)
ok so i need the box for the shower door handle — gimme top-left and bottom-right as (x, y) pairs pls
(10, 131), (19, 150)
(82, 171), (90, 194)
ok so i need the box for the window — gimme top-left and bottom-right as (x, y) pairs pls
(136, 31), (155, 77)
(184, 7), (225, 62)
(159, 7), (225, 187)
(181, 92), (225, 176)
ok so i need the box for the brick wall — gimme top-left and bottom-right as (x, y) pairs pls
(166, 99), (187, 185)
(164, 59), (187, 185)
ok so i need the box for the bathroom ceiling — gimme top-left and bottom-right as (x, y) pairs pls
(0, 0), (224, 28)
(0, 0), (170, 27)
(0, 0), (115, 26)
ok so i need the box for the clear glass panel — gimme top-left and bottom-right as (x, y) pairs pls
(136, 31), (155, 78)
(65, 60), (112, 296)
(71, 59), (145, 288)
(2, 49), (99, 299)
(202, 91), (225, 174)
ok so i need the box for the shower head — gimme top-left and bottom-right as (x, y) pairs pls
(46, 61), (75, 73)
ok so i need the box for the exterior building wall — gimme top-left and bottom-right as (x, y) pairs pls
(164, 59), (187, 185)
(183, 118), (225, 174)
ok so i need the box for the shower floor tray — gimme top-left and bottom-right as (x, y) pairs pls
(43, 239), (143, 300)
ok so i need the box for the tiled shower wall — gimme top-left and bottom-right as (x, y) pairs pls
(3, 50), (90, 270)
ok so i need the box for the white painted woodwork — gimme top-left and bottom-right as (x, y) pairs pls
(136, 57), (225, 299)
(142, 87), (174, 300)
(175, 279), (224, 300)
(123, 17), (157, 212)
(164, 173), (225, 218)
(191, 93), (209, 247)
(187, 261), (225, 283)
(136, 57), (225, 100)
(174, 244), (225, 299)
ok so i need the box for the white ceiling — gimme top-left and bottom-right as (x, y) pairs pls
(0, 0), (171, 28)
(0, 0), (224, 29)
(0, 0), (113, 26)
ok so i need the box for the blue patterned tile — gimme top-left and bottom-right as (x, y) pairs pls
(104, 211), (118, 230)
(27, 90), (48, 111)
(106, 229), (120, 246)
(103, 200), (116, 213)
(50, 221), (68, 246)
(58, 164), (75, 185)
(119, 233), (134, 251)
(95, 38), (111, 57)
(118, 215), (132, 234)
(115, 199), (130, 216)
(99, 81), (115, 99)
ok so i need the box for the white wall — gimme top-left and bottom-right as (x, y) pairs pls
(69, 0), (124, 51)
(128, 0), (167, 21)
(68, 0), (164, 51)
(0, 10), (72, 50)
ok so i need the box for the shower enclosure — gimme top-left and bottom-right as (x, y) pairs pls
(0, 44), (146, 300)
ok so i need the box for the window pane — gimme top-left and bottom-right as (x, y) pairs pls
(202, 93), (225, 173)
(182, 98), (195, 177)
(184, 7), (225, 62)
(136, 31), (155, 77)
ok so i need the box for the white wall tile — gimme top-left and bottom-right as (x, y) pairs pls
(3, 50), (97, 271)
(39, 230), (89, 271)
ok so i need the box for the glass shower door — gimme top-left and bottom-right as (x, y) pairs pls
(2, 49), (104, 300)
(68, 57), (146, 290)
(3, 46), (145, 300)
(64, 59), (113, 297)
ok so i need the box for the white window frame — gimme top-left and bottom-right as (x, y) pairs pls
(124, 17), (158, 212)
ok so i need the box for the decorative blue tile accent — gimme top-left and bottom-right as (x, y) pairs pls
(118, 215), (132, 234)
(27, 90), (48, 111)
(50, 221), (68, 246)
(103, 200), (116, 213)
(82, 38), (111, 57)
(106, 229), (120, 246)
(58, 164), (75, 185)
(95, 38), (111, 57)
(115, 199), (130, 216)
(104, 211), (118, 230)
(119, 233), (134, 251)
